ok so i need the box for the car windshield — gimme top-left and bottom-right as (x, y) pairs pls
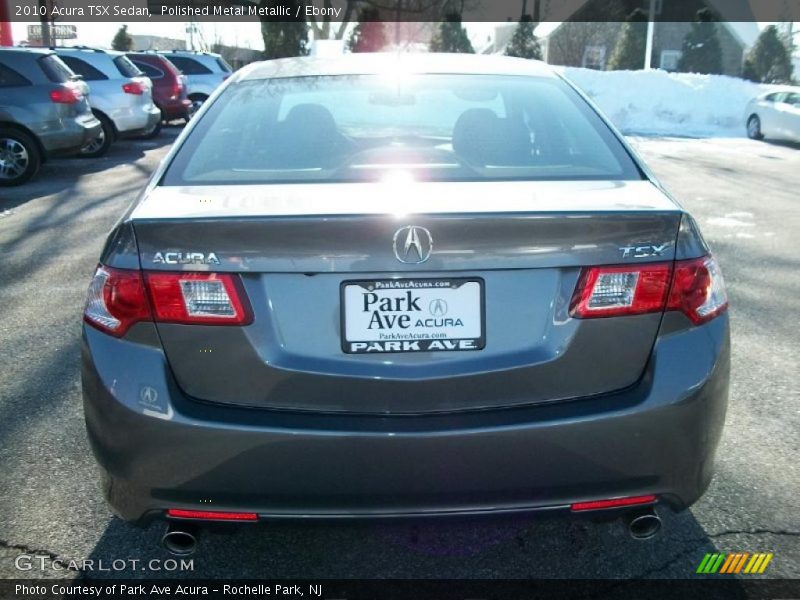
(162, 73), (642, 186)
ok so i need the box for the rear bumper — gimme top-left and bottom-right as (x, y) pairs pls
(157, 98), (192, 120)
(82, 314), (730, 524)
(39, 113), (101, 157)
(110, 103), (161, 136)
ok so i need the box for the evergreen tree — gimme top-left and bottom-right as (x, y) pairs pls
(429, 14), (474, 54)
(743, 25), (793, 84)
(347, 8), (387, 53)
(260, 1), (309, 59)
(607, 9), (648, 70)
(504, 15), (542, 60)
(677, 9), (723, 75)
(111, 25), (133, 52)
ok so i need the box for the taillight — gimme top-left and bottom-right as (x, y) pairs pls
(570, 255), (727, 324)
(49, 84), (81, 104)
(145, 272), (252, 325)
(84, 267), (252, 337)
(169, 80), (183, 99)
(83, 266), (150, 336)
(666, 255), (728, 324)
(570, 263), (672, 318)
(122, 81), (146, 95)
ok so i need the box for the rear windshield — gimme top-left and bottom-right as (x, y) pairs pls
(113, 55), (142, 78)
(216, 57), (232, 73)
(38, 54), (74, 83)
(163, 74), (642, 186)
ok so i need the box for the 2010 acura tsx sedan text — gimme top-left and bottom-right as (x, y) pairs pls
(81, 53), (730, 552)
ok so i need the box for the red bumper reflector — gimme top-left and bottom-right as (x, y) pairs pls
(570, 495), (657, 512)
(166, 509), (258, 521)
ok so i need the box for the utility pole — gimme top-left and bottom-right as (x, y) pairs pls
(38, 0), (52, 46)
(644, 0), (656, 69)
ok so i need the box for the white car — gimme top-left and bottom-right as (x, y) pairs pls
(55, 47), (161, 157)
(745, 89), (800, 143)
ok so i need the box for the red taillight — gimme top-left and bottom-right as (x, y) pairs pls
(167, 509), (258, 521)
(667, 256), (728, 324)
(122, 81), (146, 95)
(169, 80), (183, 99)
(49, 85), (81, 104)
(570, 255), (727, 324)
(571, 495), (657, 512)
(570, 263), (672, 318)
(84, 267), (252, 336)
(83, 267), (150, 336)
(145, 272), (252, 325)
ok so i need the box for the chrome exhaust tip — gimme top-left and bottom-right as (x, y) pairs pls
(626, 508), (662, 540)
(161, 523), (198, 556)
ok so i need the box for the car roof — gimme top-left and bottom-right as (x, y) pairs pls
(0, 47), (55, 56)
(239, 53), (557, 81)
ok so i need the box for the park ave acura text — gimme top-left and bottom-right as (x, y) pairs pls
(81, 53), (730, 555)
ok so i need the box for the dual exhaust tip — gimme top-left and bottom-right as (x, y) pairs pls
(160, 507), (662, 555)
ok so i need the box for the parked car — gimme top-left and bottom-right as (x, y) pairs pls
(82, 54), (730, 554)
(126, 53), (192, 122)
(0, 47), (101, 186)
(745, 88), (800, 143)
(53, 46), (161, 157)
(155, 50), (231, 112)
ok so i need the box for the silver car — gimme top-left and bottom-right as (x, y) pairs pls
(82, 54), (730, 555)
(745, 88), (800, 143)
(55, 47), (161, 157)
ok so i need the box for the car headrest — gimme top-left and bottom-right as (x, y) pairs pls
(452, 108), (531, 167)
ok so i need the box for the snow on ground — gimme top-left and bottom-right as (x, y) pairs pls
(558, 67), (780, 138)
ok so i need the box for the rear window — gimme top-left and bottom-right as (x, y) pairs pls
(163, 74), (642, 186)
(168, 56), (212, 75)
(216, 57), (232, 73)
(0, 62), (32, 87)
(38, 54), (75, 83)
(60, 56), (107, 81)
(132, 60), (165, 79)
(113, 55), (142, 78)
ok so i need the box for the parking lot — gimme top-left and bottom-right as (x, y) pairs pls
(0, 129), (798, 580)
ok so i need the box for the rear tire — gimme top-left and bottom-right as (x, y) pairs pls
(747, 115), (763, 140)
(0, 127), (41, 187)
(188, 94), (208, 114)
(79, 113), (113, 158)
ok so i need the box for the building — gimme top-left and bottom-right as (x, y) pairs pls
(493, 0), (759, 76)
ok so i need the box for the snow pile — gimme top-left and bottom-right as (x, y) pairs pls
(558, 67), (775, 138)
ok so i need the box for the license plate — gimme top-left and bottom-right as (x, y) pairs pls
(341, 278), (485, 354)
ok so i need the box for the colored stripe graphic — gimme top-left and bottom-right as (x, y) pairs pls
(698, 552), (772, 575)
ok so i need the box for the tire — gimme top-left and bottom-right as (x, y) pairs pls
(188, 94), (208, 114)
(747, 114), (763, 140)
(140, 119), (162, 140)
(79, 113), (113, 158)
(0, 127), (42, 187)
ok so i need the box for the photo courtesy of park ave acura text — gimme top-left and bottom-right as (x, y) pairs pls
(0, 0), (798, 597)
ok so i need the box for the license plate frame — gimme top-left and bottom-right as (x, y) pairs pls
(340, 277), (485, 354)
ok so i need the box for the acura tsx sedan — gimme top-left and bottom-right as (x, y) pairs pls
(82, 53), (729, 551)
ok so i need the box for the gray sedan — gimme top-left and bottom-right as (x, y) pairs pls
(81, 54), (730, 556)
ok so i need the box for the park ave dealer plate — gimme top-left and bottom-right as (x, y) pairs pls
(341, 278), (485, 354)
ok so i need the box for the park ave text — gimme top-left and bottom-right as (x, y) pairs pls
(17, 583), (322, 596)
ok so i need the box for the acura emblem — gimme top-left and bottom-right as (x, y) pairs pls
(393, 226), (433, 264)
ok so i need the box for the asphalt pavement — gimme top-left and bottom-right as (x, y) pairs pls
(0, 129), (798, 581)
